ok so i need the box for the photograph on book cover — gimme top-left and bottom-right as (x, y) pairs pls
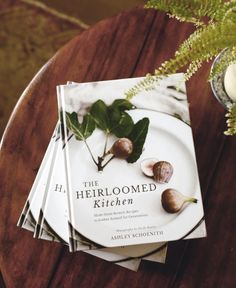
(58, 75), (206, 249)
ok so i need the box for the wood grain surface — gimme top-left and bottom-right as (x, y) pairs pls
(0, 7), (235, 288)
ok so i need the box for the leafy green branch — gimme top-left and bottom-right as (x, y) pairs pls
(65, 99), (150, 171)
(145, 0), (229, 25)
(125, 0), (236, 135)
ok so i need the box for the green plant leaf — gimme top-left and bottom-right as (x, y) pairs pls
(80, 113), (96, 139)
(90, 99), (135, 136)
(109, 110), (134, 137)
(90, 100), (110, 132)
(110, 99), (135, 111)
(66, 112), (83, 140)
(127, 117), (150, 163)
(65, 112), (95, 140)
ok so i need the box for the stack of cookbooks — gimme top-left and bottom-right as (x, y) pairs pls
(18, 74), (206, 271)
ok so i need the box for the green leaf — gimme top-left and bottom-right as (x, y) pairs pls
(90, 100), (110, 132)
(80, 114), (96, 139)
(66, 112), (84, 140)
(65, 112), (95, 140)
(108, 106), (121, 124)
(127, 117), (150, 163)
(89, 99), (136, 135)
(109, 110), (134, 137)
(110, 99), (135, 111)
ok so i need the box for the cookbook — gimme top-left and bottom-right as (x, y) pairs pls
(58, 75), (206, 250)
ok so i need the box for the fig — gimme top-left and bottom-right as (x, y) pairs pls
(140, 158), (159, 177)
(110, 138), (133, 159)
(161, 188), (198, 213)
(153, 161), (173, 183)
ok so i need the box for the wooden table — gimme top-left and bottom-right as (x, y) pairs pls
(0, 8), (235, 288)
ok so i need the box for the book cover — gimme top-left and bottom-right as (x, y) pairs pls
(58, 75), (206, 249)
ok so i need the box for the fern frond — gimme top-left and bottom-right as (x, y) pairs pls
(184, 59), (203, 81)
(158, 20), (236, 73)
(209, 47), (236, 79)
(125, 1), (236, 136)
(222, 0), (236, 21)
(179, 20), (236, 55)
(125, 20), (236, 99)
(125, 73), (160, 100)
(145, 0), (227, 25)
(225, 103), (236, 135)
(178, 26), (206, 54)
